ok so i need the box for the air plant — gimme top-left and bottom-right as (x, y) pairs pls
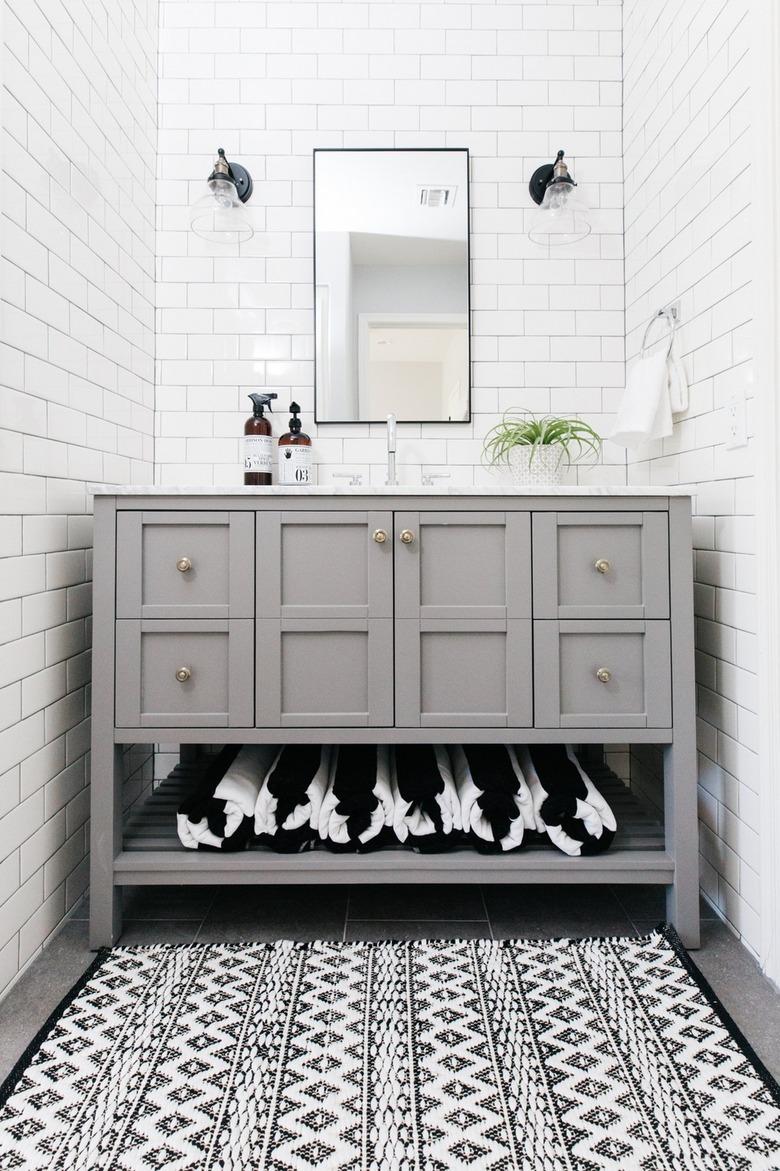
(482, 411), (602, 467)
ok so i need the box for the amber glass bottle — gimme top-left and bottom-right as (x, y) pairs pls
(244, 393), (277, 485)
(277, 402), (312, 485)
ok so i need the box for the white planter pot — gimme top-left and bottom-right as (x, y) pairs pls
(507, 445), (565, 486)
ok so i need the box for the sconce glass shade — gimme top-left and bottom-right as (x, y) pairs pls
(528, 178), (591, 247)
(190, 176), (254, 245)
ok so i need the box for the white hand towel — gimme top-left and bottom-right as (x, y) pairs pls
(668, 352), (689, 415)
(391, 745), (461, 843)
(518, 745), (617, 858)
(254, 745), (332, 837)
(610, 351), (672, 451)
(177, 744), (274, 851)
(451, 744), (534, 851)
(318, 745), (394, 847)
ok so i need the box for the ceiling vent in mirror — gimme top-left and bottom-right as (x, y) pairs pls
(418, 185), (456, 208)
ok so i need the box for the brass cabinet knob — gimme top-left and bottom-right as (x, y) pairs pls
(177, 557), (192, 573)
(175, 667), (192, 683)
(400, 529), (415, 545)
(596, 667), (612, 684)
(594, 558), (611, 574)
(373, 529), (388, 544)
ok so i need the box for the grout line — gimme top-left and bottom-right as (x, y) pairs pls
(347, 919), (488, 925)
(480, 887), (495, 941)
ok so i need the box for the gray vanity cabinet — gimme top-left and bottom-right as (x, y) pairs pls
(90, 489), (700, 953)
(394, 511), (532, 726)
(255, 511), (393, 726)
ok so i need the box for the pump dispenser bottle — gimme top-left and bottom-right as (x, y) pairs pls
(244, 392), (277, 485)
(278, 402), (312, 485)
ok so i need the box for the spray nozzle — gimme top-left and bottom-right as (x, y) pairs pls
(248, 392), (277, 417)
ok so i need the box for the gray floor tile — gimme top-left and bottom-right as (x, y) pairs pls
(483, 883), (626, 923)
(0, 920), (94, 1084)
(348, 884), (487, 922)
(122, 885), (216, 921)
(68, 886), (216, 921)
(609, 884), (666, 918)
(117, 920), (202, 946)
(489, 914), (637, 941)
(201, 885), (348, 943)
(611, 885), (718, 923)
(197, 918), (345, 944)
(345, 921), (490, 942)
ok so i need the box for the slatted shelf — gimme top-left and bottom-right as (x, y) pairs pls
(117, 755), (671, 885)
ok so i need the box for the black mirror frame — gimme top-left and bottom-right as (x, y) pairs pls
(312, 147), (472, 427)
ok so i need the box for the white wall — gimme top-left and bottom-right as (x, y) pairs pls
(623, 0), (757, 951)
(0, 0), (158, 998)
(155, 0), (626, 488)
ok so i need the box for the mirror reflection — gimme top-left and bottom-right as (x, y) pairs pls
(314, 149), (470, 424)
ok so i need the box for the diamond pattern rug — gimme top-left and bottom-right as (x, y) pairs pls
(1, 926), (778, 1169)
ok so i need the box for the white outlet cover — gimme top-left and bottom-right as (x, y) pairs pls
(725, 390), (748, 449)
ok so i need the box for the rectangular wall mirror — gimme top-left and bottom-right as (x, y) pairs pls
(314, 148), (470, 424)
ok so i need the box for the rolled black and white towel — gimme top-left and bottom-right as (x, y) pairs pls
(318, 744), (395, 851)
(518, 744), (617, 856)
(254, 744), (332, 853)
(451, 744), (536, 852)
(391, 744), (461, 852)
(177, 745), (275, 851)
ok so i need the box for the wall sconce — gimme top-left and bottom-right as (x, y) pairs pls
(189, 148), (254, 245)
(528, 150), (591, 247)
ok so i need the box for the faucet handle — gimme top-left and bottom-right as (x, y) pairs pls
(422, 472), (451, 487)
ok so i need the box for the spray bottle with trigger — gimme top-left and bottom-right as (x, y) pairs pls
(244, 392), (278, 485)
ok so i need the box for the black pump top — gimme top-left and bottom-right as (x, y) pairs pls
(248, 392), (277, 417)
(287, 402), (303, 433)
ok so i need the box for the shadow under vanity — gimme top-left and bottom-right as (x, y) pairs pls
(88, 485), (699, 948)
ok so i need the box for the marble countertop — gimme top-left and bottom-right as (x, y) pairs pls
(90, 483), (691, 497)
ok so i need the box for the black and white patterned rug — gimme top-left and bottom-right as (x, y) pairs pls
(1, 927), (779, 1169)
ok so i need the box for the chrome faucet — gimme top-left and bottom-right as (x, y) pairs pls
(385, 413), (398, 486)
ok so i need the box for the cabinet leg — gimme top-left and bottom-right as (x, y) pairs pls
(89, 742), (124, 948)
(663, 740), (700, 949)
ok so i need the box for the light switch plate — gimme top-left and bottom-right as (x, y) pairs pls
(725, 389), (748, 449)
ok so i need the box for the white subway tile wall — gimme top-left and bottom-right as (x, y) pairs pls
(623, 1), (756, 950)
(155, 0), (626, 488)
(0, 0), (158, 997)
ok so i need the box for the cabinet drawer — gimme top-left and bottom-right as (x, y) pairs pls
(116, 511), (254, 619)
(115, 619), (254, 727)
(533, 512), (669, 619)
(534, 620), (671, 728)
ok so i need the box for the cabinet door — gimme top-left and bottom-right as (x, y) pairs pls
(533, 511), (669, 619)
(533, 619), (671, 728)
(256, 511), (393, 726)
(394, 511), (532, 727)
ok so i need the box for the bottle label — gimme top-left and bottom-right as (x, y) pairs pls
(278, 445), (312, 485)
(244, 435), (274, 473)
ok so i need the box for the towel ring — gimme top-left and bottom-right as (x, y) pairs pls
(641, 309), (677, 360)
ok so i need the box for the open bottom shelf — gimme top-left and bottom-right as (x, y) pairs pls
(117, 756), (671, 886)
